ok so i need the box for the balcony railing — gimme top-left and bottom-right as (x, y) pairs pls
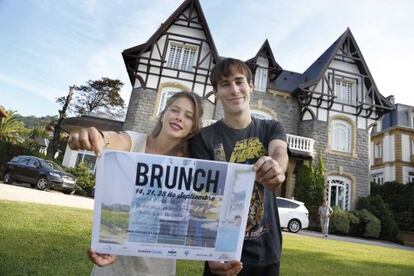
(287, 134), (314, 157)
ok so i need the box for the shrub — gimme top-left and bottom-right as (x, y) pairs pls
(371, 181), (414, 232)
(357, 195), (399, 241)
(330, 206), (350, 234)
(66, 162), (95, 195)
(294, 155), (325, 228)
(352, 209), (381, 238)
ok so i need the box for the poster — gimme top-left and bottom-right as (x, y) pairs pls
(91, 150), (255, 261)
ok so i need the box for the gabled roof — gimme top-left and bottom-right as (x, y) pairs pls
(246, 39), (282, 74)
(271, 70), (305, 93)
(122, 0), (220, 85)
(298, 28), (393, 110)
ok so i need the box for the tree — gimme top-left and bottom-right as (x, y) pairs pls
(64, 77), (125, 119)
(0, 110), (28, 144)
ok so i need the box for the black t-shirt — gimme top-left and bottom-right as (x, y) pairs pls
(190, 117), (287, 266)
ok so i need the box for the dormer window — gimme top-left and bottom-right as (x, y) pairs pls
(166, 43), (197, 71)
(335, 79), (354, 105)
(254, 67), (268, 92)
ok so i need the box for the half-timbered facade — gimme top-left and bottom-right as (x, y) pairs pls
(121, 0), (393, 210)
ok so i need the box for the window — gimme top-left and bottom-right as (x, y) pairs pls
(408, 172), (414, 183)
(166, 43), (197, 71)
(411, 139), (414, 156)
(158, 90), (178, 115)
(371, 173), (384, 185)
(335, 79), (354, 104)
(27, 158), (39, 168)
(374, 143), (382, 159)
(250, 109), (272, 120)
(75, 152), (97, 172)
(327, 176), (351, 210)
(411, 114), (414, 128)
(331, 120), (351, 152)
(254, 67), (268, 92)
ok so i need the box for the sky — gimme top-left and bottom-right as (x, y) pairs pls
(1, 0), (413, 117)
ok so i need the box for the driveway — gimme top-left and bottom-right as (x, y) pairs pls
(287, 229), (414, 252)
(0, 182), (93, 210)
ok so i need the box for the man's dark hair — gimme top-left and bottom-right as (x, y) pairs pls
(210, 58), (253, 90)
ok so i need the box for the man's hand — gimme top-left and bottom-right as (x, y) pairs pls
(253, 156), (286, 190)
(68, 127), (106, 156)
(87, 248), (117, 267)
(208, 260), (243, 276)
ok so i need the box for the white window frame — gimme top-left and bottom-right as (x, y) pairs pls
(327, 176), (351, 211)
(166, 43), (197, 72)
(335, 79), (355, 105)
(254, 67), (268, 92)
(331, 120), (351, 153)
(408, 172), (414, 183)
(158, 90), (179, 115)
(371, 172), (384, 185)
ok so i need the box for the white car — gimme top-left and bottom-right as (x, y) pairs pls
(277, 197), (309, 233)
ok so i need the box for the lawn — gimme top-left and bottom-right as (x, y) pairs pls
(1, 200), (413, 275)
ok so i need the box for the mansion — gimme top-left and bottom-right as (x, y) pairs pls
(63, 0), (395, 211)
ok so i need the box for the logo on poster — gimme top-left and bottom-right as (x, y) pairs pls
(168, 249), (177, 256)
(218, 254), (230, 260)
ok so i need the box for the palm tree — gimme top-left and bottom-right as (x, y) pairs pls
(0, 111), (27, 144)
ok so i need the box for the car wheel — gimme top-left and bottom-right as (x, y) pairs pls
(36, 177), (48, 190)
(288, 219), (302, 233)
(3, 172), (14, 184)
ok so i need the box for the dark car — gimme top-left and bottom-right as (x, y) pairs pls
(3, 155), (77, 194)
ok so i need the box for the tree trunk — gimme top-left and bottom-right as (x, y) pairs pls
(47, 86), (74, 159)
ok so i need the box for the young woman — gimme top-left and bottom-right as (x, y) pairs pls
(68, 91), (203, 276)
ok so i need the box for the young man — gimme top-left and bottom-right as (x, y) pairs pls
(191, 58), (289, 275)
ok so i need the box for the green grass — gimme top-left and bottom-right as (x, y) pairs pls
(1, 200), (413, 276)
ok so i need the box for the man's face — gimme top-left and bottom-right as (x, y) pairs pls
(215, 73), (253, 116)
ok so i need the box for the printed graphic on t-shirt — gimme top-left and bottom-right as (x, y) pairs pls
(246, 184), (264, 232)
(213, 143), (226, 161)
(229, 138), (266, 163)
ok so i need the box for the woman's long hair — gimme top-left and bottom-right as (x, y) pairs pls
(151, 91), (203, 156)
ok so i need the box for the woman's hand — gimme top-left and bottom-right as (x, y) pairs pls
(87, 248), (117, 267)
(207, 260), (243, 275)
(68, 127), (106, 156)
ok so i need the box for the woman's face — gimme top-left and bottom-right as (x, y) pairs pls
(161, 97), (195, 139)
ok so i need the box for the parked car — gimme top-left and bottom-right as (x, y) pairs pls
(3, 155), (77, 194)
(277, 197), (309, 233)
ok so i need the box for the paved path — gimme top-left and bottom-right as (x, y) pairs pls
(0, 182), (94, 210)
(287, 229), (414, 252)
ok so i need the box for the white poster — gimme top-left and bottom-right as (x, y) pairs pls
(91, 150), (255, 261)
